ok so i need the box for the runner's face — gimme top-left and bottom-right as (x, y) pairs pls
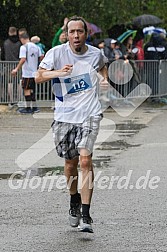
(67, 20), (87, 53)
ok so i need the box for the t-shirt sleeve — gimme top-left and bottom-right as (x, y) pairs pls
(19, 45), (27, 59)
(39, 48), (54, 70)
(98, 51), (108, 71)
(38, 46), (42, 57)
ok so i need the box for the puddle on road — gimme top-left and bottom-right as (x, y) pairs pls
(96, 140), (140, 150)
(115, 122), (147, 138)
(0, 173), (22, 180)
(0, 166), (64, 180)
(93, 156), (111, 167)
(0, 121), (146, 179)
(116, 122), (146, 132)
(24, 166), (65, 178)
(96, 121), (143, 155)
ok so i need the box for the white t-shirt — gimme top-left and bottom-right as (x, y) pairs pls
(19, 42), (42, 78)
(39, 42), (108, 123)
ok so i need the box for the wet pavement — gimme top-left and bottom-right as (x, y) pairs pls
(0, 104), (159, 175)
(0, 103), (167, 251)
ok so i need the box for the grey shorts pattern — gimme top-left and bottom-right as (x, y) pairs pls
(52, 114), (103, 160)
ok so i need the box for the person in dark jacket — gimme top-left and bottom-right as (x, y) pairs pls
(1, 27), (21, 105)
(144, 33), (167, 95)
(103, 38), (114, 64)
(144, 33), (167, 60)
(1, 26), (21, 61)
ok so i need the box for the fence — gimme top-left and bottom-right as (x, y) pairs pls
(1, 60), (167, 105)
(0, 61), (23, 104)
(108, 60), (167, 98)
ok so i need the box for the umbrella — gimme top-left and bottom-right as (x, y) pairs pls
(132, 14), (162, 27)
(117, 30), (137, 43)
(86, 22), (102, 35)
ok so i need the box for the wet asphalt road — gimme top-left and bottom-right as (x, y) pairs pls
(0, 104), (167, 252)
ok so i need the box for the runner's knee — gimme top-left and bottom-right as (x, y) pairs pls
(80, 157), (92, 171)
(65, 159), (79, 172)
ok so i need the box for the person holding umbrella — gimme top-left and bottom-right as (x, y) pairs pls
(117, 30), (137, 60)
(120, 36), (134, 60)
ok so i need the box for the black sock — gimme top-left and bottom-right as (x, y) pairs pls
(25, 95), (31, 108)
(82, 204), (90, 217)
(70, 192), (81, 204)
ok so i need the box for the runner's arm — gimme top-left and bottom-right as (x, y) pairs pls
(11, 58), (26, 76)
(98, 65), (108, 81)
(98, 65), (109, 89)
(35, 65), (73, 83)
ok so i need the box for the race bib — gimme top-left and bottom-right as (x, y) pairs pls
(64, 73), (92, 95)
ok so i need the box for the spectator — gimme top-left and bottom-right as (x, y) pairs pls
(1, 27), (21, 61)
(18, 28), (27, 38)
(11, 33), (42, 114)
(133, 30), (145, 62)
(103, 38), (113, 63)
(120, 36), (134, 60)
(133, 38), (145, 72)
(93, 38), (105, 55)
(52, 17), (68, 47)
(134, 39), (144, 60)
(110, 39), (123, 61)
(1, 26), (21, 106)
(144, 33), (167, 96)
(144, 33), (167, 60)
(31, 35), (45, 60)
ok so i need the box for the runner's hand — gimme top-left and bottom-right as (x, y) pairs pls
(58, 65), (73, 77)
(100, 78), (109, 90)
(11, 68), (18, 76)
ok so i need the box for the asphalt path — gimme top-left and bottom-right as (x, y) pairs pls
(0, 104), (167, 251)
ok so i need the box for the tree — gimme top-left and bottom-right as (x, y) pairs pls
(1, 0), (167, 50)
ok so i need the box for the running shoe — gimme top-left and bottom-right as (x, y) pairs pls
(78, 216), (93, 233)
(18, 108), (32, 114)
(32, 107), (40, 113)
(69, 202), (81, 227)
